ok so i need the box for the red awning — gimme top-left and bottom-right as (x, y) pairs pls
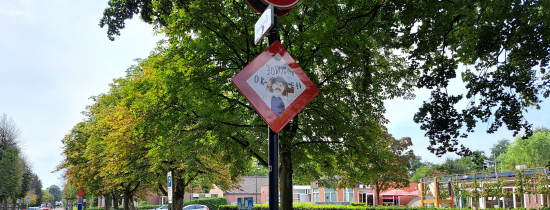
(380, 189), (418, 196)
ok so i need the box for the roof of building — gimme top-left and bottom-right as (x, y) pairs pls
(225, 176), (268, 194)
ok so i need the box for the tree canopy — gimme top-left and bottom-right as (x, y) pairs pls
(47, 185), (63, 203)
(0, 114), (33, 208)
(68, 0), (550, 208)
(500, 128), (550, 169)
(407, 0), (550, 156)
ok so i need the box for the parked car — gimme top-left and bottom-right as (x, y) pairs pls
(41, 203), (52, 210)
(182, 204), (208, 210)
(153, 205), (168, 210)
(55, 201), (64, 206)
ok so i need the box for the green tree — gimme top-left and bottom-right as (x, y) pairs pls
(13, 158), (32, 210)
(99, 1), (417, 209)
(500, 129), (550, 169)
(407, 0), (550, 156)
(409, 156), (432, 178)
(30, 174), (43, 205)
(243, 160), (269, 177)
(489, 139), (510, 169)
(0, 114), (32, 210)
(63, 184), (78, 204)
(367, 136), (414, 206)
(98, 0), (550, 208)
(42, 190), (51, 205)
(47, 185), (63, 203)
(26, 191), (38, 206)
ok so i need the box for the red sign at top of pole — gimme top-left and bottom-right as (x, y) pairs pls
(245, 0), (301, 17)
(231, 41), (319, 133)
(261, 0), (300, 9)
(77, 190), (83, 196)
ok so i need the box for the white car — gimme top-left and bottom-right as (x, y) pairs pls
(182, 204), (208, 210)
(154, 205), (168, 210)
(56, 202), (64, 206)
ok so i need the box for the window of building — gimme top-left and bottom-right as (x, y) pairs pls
(266, 195), (269, 204)
(324, 188), (337, 202)
(343, 188), (354, 202)
(293, 189), (309, 203)
(382, 196), (398, 206)
(312, 188), (320, 202)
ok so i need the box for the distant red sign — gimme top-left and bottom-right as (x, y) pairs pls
(77, 190), (83, 197)
(232, 40), (319, 133)
(261, 0), (300, 9)
(245, 0), (301, 17)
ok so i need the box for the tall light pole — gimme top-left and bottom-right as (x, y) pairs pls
(254, 160), (260, 204)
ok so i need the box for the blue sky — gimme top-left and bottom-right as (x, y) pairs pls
(1, 0), (548, 191)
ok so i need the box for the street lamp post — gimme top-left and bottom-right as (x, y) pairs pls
(254, 160), (260, 204)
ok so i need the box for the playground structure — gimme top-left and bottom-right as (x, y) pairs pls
(418, 167), (550, 209)
(419, 177), (454, 208)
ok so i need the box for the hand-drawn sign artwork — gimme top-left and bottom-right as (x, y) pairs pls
(232, 40), (319, 133)
(246, 54), (306, 117)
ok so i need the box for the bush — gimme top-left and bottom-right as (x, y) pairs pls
(183, 197), (228, 210)
(138, 201), (151, 206)
(137, 205), (161, 209)
(219, 203), (445, 210)
(350, 203), (367, 207)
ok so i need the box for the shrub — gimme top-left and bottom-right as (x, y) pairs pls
(138, 201), (151, 206)
(183, 197), (228, 210)
(350, 203), (366, 207)
(137, 205), (161, 209)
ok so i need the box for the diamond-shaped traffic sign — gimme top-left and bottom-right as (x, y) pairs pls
(232, 40), (319, 133)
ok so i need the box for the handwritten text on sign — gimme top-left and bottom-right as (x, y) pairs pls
(246, 53), (306, 117)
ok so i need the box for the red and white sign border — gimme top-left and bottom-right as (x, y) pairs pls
(260, 0), (300, 9)
(232, 40), (319, 133)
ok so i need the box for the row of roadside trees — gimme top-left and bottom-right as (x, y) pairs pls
(56, 52), (416, 210)
(0, 114), (62, 209)
(0, 114), (33, 210)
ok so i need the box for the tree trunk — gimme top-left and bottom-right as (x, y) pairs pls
(280, 148), (293, 210)
(279, 118), (299, 210)
(129, 197), (135, 210)
(112, 192), (119, 210)
(375, 187), (381, 206)
(123, 186), (131, 210)
(12, 199), (17, 210)
(173, 175), (185, 210)
(103, 194), (111, 210)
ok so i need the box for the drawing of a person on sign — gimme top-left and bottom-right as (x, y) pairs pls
(245, 53), (307, 117)
(263, 76), (294, 116)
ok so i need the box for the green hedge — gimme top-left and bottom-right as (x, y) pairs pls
(136, 205), (161, 209)
(183, 197), (228, 210)
(218, 203), (550, 210)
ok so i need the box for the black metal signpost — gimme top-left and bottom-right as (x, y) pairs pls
(267, 13), (279, 210)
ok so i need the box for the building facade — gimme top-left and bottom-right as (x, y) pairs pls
(259, 181), (419, 206)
